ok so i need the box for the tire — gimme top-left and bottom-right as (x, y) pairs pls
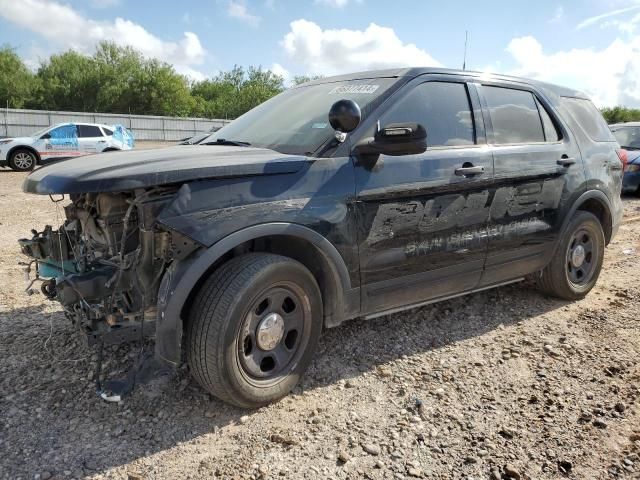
(537, 211), (605, 300)
(186, 253), (323, 408)
(8, 148), (36, 171)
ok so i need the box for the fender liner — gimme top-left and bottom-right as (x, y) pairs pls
(154, 222), (354, 367)
(559, 189), (615, 246)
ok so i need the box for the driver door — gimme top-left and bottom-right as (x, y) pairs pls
(354, 78), (494, 315)
(40, 124), (80, 163)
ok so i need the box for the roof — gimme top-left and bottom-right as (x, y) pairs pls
(51, 121), (115, 129)
(299, 67), (588, 100)
(610, 122), (640, 128)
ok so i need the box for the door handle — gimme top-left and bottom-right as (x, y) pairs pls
(557, 156), (576, 167)
(455, 165), (485, 176)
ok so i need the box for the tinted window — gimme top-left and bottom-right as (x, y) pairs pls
(535, 98), (561, 142)
(102, 127), (114, 136)
(381, 82), (475, 147)
(562, 97), (614, 142)
(484, 86), (544, 144)
(612, 127), (640, 149)
(78, 125), (104, 138)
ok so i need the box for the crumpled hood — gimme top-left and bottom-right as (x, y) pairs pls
(23, 145), (309, 194)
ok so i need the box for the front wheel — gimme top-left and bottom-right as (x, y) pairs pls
(537, 211), (605, 300)
(8, 149), (36, 171)
(186, 253), (322, 408)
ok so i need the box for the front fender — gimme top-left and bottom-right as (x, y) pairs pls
(154, 222), (354, 367)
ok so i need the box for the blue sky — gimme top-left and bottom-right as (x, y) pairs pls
(1, 0), (640, 106)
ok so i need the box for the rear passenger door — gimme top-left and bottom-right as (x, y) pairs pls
(354, 78), (494, 315)
(476, 83), (585, 287)
(77, 124), (107, 154)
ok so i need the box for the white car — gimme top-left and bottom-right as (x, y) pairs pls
(0, 122), (135, 171)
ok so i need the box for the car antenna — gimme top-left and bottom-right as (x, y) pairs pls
(463, 30), (469, 71)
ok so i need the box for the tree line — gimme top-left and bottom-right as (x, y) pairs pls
(0, 42), (298, 119)
(600, 106), (640, 124)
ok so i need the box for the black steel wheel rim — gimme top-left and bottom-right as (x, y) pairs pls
(566, 228), (596, 286)
(237, 283), (310, 383)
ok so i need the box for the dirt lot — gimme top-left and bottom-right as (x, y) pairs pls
(1, 167), (639, 480)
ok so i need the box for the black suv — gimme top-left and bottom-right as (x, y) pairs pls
(20, 68), (624, 407)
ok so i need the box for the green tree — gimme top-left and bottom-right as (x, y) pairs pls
(601, 106), (640, 124)
(191, 65), (285, 119)
(36, 50), (97, 111)
(92, 42), (193, 116)
(0, 46), (37, 108)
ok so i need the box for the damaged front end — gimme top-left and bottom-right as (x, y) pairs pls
(19, 189), (198, 395)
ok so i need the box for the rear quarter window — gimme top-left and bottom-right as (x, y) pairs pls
(561, 97), (614, 142)
(483, 86), (545, 144)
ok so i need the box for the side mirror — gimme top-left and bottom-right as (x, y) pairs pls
(354, 122), (427, 156)
(329, 99), (361, 140)
(41, 133), (51, 140)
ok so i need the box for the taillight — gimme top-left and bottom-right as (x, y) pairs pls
(617, 149), (628, 168)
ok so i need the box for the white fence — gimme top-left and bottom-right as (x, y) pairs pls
(0, 108), (230, 141)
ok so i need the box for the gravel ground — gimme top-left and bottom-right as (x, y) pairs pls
(0, 167), (639, 480)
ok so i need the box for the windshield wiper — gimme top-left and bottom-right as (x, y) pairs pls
(623, 146), (640, 151)
(202, 138), (251, 147)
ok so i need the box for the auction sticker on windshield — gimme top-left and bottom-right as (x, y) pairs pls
(328, 84), (380, 95)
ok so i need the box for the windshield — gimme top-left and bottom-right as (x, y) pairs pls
(612, 126), (640, 149)
(29, 126), (52, 138)
(202, 78), (399, 155)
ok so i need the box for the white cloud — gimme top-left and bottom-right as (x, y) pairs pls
(281, 19), (441, 76)
(503, 35), (640, 107)
(576, 4), (640, 30)
(270, 62), (290, 83)
(314, 0), (361, 8)
(0, 0), (207, 78)
(227, 1), (261, 27)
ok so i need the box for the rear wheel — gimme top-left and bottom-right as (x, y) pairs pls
(186, 253), (322, 408)
(537, 211), (605, 300)
(8, 149), (36, 171)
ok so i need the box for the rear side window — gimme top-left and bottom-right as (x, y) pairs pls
(102, 127), (114, 136)
(535, 98), (561, 142)
(561, 97), (614, 142)
(77, 125), (104, 138)
(381, 81), (475, 147)
(483, 86), (545, 144)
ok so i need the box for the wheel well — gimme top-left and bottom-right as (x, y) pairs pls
(577, 197), (613, 244)
(8, 145), (40, 164)
(102, 147), (120, 152)
(180, 235), (343, 329)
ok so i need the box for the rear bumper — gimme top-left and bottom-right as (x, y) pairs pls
(622, 171), (640, 194)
